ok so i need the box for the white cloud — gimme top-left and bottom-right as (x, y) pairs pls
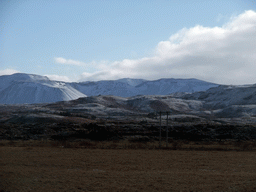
(80, 10), (256, 85)
(0, 69), (19, 76)
(45, 74), (71, 82)
(54, 57), (86, 66)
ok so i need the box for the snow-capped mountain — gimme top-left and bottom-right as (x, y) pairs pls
(70, 80), (136, 97)
(0, 73), (86, 104)
(71, 78), (218, 97)
(133, 78), (218, 96)
(0, 73), (49, 92)
(182, 84), (256, 118)
(0, 73), (218, 104)
(183, 84), (256, 109)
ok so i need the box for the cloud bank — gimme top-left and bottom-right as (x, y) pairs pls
(80, 10), (256, 85)
(0, 69), (19, 76)
(54, 57), (86, 66)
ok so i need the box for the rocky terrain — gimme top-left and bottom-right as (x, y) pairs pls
(183, 84), (256, 118)
(1, 93), (256, 142)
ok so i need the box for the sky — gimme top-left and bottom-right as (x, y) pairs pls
(1, 0), (256, 85)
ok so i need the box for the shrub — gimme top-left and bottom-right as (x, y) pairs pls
(172, 141), (183, 150)
(127, 142), (147, 149)
(128, 136), (151, 143)
(78, 140), (97, 148)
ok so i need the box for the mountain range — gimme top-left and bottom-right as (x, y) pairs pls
(1, 73), (256, 120)
(0, 73), (218, 104)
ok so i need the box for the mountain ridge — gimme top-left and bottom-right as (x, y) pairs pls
(0, 73), (86, 104)
(0, 73), (218, 104)
(70, 77), (219, 97)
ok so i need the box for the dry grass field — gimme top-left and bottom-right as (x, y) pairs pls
(1, 141), (256, 192)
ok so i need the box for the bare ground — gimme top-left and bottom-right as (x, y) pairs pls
(1, 146), (256, 192)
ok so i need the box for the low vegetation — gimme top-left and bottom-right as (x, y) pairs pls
(1, 139), (256, 151)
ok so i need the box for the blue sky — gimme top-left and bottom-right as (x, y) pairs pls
(1, 0), (256, 84)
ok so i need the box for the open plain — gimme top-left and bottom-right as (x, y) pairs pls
(1, 143), (256, 192)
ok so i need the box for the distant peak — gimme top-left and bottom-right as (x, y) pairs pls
(116, 78), (146, 86)
(3, 73), (50, 82)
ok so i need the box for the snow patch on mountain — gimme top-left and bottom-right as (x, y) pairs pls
(0, 73), (86, 104)
(0, 73), (49, 92)
(184, 84), (256, 109)
(182, 84), (256, 118)
(71, 80), (136, 97)
(72, 78), (218, 97)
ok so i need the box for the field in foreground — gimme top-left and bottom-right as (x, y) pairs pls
(1, 146), (256, 192)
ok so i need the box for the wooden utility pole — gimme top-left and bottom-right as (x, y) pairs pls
(166, 112), (169, 147)
(159, 111), (162, 148)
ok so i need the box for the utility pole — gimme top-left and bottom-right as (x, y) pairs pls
(159, 111), (162, 148)
(166, 112), (169, 147)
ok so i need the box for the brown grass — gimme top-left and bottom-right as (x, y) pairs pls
(1, 139), (256, 151)
(1, 142), (256, 191)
